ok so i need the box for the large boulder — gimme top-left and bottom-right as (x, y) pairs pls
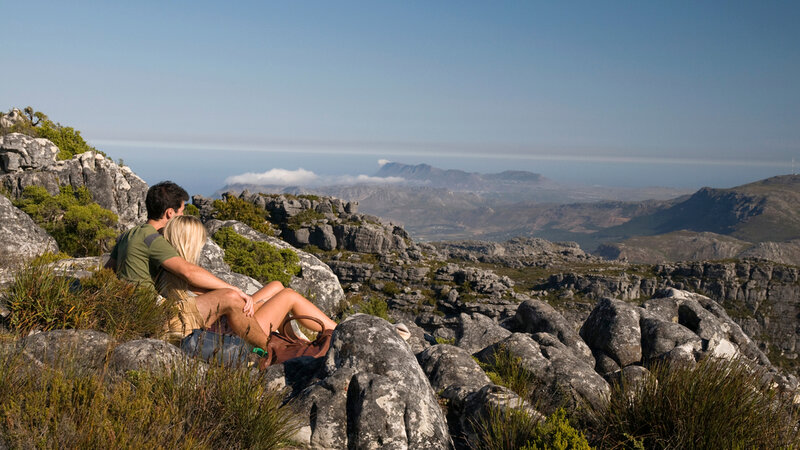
(289, 314), (452, 449)
(417, 344), (536, 446)
(0, 138), (148, 229)
(107, 338), (198, 377)
(0, 133), (59, 173)
(454, 312), (512, 354)
(204, 220), (346, 316)
(19, 329), (114, 373)
(580, 297), (643, 368)
(475, 332), (610, 413)
(0, 194), (58, 270)
(514, 299), (594, 366)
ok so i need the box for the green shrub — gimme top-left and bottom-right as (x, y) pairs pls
(212, 227), (300, 286)
(337, 295), (392, 323)
(14, 185), (118, 257)
(584, 357), (799, 449)
(476, 347), (538, 399)
(0, 351), (300, 449)
(183, 203), (200, 217)
(474, 407), (591, 450)
(381, 281), (401, 296)
(359, 297), (391, 322)
(212, 196), (273, 235)
(1, 107), (105, 159)
(286, 209), (325, 230)
(5, 264), (174, 340)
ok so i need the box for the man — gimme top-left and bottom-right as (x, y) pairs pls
(105, 181), (269, 348)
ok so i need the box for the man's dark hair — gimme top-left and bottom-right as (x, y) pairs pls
(146, 181), (189, 220)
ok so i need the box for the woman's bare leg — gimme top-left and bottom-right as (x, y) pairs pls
(254, 287), (337, 335)
(253, 281), (286, 307)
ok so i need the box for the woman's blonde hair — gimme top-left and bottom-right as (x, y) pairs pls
(158, 215), (207, 301)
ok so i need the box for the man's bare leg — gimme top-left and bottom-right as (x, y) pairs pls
(254, 287), (337, 336)
(195, 288), (270, 348)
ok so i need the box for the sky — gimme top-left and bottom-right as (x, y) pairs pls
(2, 1), (799, 195)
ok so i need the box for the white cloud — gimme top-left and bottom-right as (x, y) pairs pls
(224, 168), (405, 186)
(225, 168), (318, 186)
(333, 174), (405, 184)
(378, 159), (391, 167)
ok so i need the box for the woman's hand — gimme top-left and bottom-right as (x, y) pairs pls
(235, 288), (255, 317)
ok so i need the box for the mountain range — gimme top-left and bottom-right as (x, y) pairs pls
(219, 163), (800, 265)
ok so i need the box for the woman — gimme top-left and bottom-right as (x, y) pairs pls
(158, 215), (337, 342)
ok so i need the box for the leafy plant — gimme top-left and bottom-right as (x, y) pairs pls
(473, 407), (591, 450)
(212, 196), (273, 235)
(13, 185), (118, 257)
(5, 264), (174, 340)
(0, 351), (300, 449)
(475, 348), (538, 399)
(286, 209), (325, 230)
(583, 357), (799, 449)
(212, 227), (300, 286)
(183, 202), (200, 217)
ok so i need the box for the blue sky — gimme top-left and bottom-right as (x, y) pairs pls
(2, 1), (799, 193)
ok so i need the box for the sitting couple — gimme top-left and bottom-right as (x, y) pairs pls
(105, 181), (337, 348)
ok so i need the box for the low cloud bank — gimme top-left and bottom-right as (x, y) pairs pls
(225, 168), (404, 187)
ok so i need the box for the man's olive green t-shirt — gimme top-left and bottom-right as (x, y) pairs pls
(109, 224), (179, 291)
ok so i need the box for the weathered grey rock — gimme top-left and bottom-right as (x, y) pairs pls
(418, 344), (491, 402)
(639, 315), (702, 363)
(475, 332), (610, 413)
(108, 338), (197, 376)
(204, 220), (346, 316)
(334, 222), (408, 254)
(290, 314), (452, 449)
(580, 297), (643, 368)
(0, 194), (58, 269)
(0, 145), (148, 229)
(20, 329), (113, 372)
(0, 133), (59, 173)
(604, 365), (651, 399)
(454, 312), (512, 354)
(514, 299), (594, 366)
(327, 261), (374, 283)
(309, 224), (337, 251)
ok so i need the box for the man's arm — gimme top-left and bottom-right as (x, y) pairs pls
(161, 256), (255, 315)
(104, 257), (116, 272)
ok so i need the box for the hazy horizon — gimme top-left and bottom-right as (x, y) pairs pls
(4, 1), (798, 196)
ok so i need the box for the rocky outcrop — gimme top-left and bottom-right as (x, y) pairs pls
(203, 219), (346, 316)
(418, 344), (537, 445)
(540, 260), (800, 369)
(285, 314), (453, 449)
(475, 332), (611, 412)
(0, 194), (58, 270)
(0, 133), (59, 173)
(197, 191), (414, 256)
(0, 133), (148, 229)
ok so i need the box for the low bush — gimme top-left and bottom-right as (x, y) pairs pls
(475, 347), (538, 400)
(212, 196), (273, 235)
(14, 185), (118, 257)
(286, 209), (325, 230)
(212, 227), (300, 286)
(183, 202), (200, 217)
(5, 264), (174, 340)
(473, 407), (591, 450)
(0, 351), (300, 449)
(583, 357), (799, 449)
